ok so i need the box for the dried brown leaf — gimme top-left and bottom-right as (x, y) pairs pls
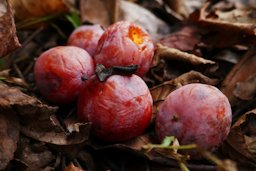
(10, 0), (69, 20)
(80, 0), (119, 28)
(221, 48), (256, 106)
(150, 70), (218, 114)
(159, 24), (202, 55)
(163, 0), (189, 19)
(230, 0), (256, 9)
(217, 159), (237, 171)
(21, 114), (90, 145)
(16, 136), (55, 170)
(0, 69), (29, 88)
(213, 50), (240, 64)
(191, 1), (256, 48)
(221, 108), (256, 168)
(0, 0), (20, 58)
(47, 115), (91, 158)
(0, 108), (20, 170)
(0, 83), (90, 146)
(233, 74), (256, 101)
(154, 44), (215, 66)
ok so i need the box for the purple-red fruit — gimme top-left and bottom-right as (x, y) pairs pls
(155, 83), (232, 155)
(67, 24), (104, 56)
(34, 46), (95, 105)
(94, 21), (154, 76)
(77, 74), (153, 142)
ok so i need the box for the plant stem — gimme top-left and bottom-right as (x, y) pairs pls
(143, 144), (197, 150)
(179, 162), (190, 171)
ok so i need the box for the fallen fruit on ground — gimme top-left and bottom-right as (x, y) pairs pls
(67, 24), (104, 57)
(34, 46), (95, 105)
(155, 83), (232, 158)
(77, 74), (153, 142)
(94, 21), (154, 76)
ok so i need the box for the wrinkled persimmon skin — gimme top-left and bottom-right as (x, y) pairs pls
(67, 24), (104, 56)
(94, 21), (154, 76)
(34, 46), (95, 105)
(77, 74), (153, 142)
(155, 83), (232, 156)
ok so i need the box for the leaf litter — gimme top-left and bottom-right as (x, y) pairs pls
(0, 0), (256, 170)
(0, 0), (20, 58)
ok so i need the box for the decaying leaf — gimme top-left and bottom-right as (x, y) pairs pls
(230, 0), (256, 9)
(10, 0), (70, 20)
(15, 136), (55, 170)
(47, 115), (91, 158)
(221, 108), (256, 168)
(0, 83), (90, 146)
(0, 108), (20, 170)
(80, 0), (119, 28)
(159, 24), (202, 55)
(213, 49), (241, 64)
(163, 0), (189, 19)
(198, 148), (237, 171)
(0, 69), (29, 88)
(0, 0), (20, 58)
(21, 115), (90, 146)
(154, 44), (215, 67)
(191, 1), (256, 48)
(233, 74), (256, 101)
(150, 70), (218, 114)
(221, 48), (256, 106)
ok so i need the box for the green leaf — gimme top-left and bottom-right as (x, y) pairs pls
(161, 136), (175, 146)
(65, 12), (81, 29)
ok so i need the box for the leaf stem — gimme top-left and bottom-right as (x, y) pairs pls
(179, 162), (190, 171)
(143, 144), (197, 150)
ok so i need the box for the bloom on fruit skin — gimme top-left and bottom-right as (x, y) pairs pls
(78, 74), (153, 142)
(155, 83), (232, 156)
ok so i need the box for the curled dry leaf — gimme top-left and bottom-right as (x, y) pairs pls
(0, 108), (20, 170)
(233, 74), (256, 101)
(150, 70), (218, 115)
(163, 0), (189, 19)
(191, 1), (256, 48)
(159, 24), (202, 55)
(230, 0), (256, 9)
(153, 44), (215, 67)
(221, 108), (256, 168)
(0, 83), (90, 146)
(48, 115), (91, 158)
(0, 0), (20, 58)
(0, 69), (29, 88)
(80, 0), (119, 28)
(221, 48), (256, 106)
(15, 136), (55, 170)
(21, 114), (90, 146)
(9, 0), (69, 20)
(213, 50), (240, 64)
